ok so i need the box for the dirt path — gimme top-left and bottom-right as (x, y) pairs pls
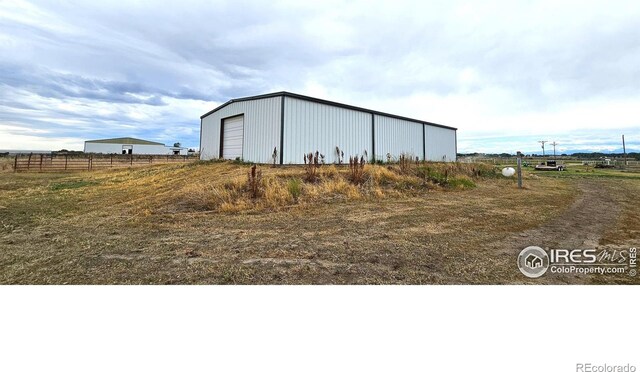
(502, 179), (621, 250)
(490, 179), (632, 283)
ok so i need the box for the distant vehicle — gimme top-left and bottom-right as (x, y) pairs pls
(594, 163), (615, 169)
(534, 160), (565, 171)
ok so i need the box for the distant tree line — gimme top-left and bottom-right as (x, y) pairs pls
(458, 152), (640, 160)
(569, 152), (640, 160)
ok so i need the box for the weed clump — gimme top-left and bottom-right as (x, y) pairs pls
(304, 151), (324, 183)
(271, 147), (278, 168)
(348, 155), (367, 184)
(287, 178), (302, 202)
(180, 161), (493, 213)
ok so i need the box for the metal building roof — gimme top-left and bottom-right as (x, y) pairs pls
(84, 137), (165, 145)
(200, 91), (456, 131)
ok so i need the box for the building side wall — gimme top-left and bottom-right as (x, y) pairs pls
(425, 126), (457, 162)
(84, 143), (170, 155)
(374, 115), (424, 161)
(200, 96), (282, 162)
(283, 96), (371, 164)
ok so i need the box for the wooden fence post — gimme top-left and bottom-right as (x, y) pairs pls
(65, 155), (68, 170)
(39, 154), (43, 171)
(27, 153), (32, 171)
(111, 154), (113, 167)
(130, 153), (133, 166)
(14, 155), (18, 172)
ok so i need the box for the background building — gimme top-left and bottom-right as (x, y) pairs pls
(84, 137), (188, 155)
(200, 92), (457, 164)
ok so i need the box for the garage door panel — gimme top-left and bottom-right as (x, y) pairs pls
(222, 116), (244, 160)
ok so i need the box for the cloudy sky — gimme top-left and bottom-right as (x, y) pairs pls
(1, 0), (639, 154)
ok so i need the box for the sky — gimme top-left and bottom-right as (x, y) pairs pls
(1, 0), (639, 154)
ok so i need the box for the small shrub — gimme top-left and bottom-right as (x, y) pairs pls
(348, 155), (367, 184)
(334, 146), (345, 164)
(398, 153), (412, 174)
(271, 147), (278, 168)
(304, 151), (323, 182)
(287, 178), (302, 202)
(416, 166), (448, 186)
(448, 177), (476, 189)
(246, 164), (263, 198)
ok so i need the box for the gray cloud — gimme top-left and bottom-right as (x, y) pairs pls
(1, 0), (639, 151)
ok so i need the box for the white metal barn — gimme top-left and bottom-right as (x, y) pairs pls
(84, 137), (189, 155)
(200, 92), (457, 164)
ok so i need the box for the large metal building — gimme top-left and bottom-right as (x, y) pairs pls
(200, 92), (457, 164)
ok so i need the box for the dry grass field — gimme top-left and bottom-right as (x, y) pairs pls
(0, 160), (638, 284)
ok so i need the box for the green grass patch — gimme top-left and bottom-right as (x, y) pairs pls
(534, 166), (640, 180)
(448, 177), (476, 189)
(50, 180), (96, 191)
(287, 178), (302, 201)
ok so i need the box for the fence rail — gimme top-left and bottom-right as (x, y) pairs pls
(13, 153), (197, 172)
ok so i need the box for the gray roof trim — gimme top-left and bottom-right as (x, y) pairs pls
(84, 137), (165, 145)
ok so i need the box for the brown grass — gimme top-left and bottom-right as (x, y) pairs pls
(0, 157), (13, 172)
(1, 160), (637, 284)
(599, 179), (640, 245)
(176, 161), (489, 213)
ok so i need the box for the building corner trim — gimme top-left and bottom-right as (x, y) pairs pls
(422, 123), (426, 161)
(279, 95), (285, 164)
(371, 114), (375, 161)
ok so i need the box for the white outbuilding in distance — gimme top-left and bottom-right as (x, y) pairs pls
(84, 137), (189, 155)
(200, 92), (457, 164)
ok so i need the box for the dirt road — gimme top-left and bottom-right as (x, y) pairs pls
(491, 178), (638, 284)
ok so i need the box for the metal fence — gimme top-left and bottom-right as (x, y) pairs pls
(13, 153), (197, 172)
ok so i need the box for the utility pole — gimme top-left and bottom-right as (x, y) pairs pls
(550, 141), (559, 160)
(538, 140), (548, 157)
(622, 135), (627, 167)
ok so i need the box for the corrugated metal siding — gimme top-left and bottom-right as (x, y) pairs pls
(283, 97), (371, 164)
(374, 115), (424, 161)
(200, 96), (281, 162)
(222, 115), (244, 159)
(85, 142), (170, 155)
(425, 126), (457, 162)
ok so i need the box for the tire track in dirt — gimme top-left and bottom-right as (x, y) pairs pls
(490, 179), (628, 283)
(505, 179), (621, 250)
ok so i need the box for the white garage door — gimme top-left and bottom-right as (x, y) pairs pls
(222, 115), (244, 160)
